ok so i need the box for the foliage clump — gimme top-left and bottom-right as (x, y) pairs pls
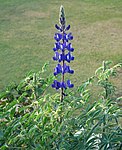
(0, 62), (122, 150)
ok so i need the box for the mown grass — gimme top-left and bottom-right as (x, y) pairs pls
(0, 0), (122, 93)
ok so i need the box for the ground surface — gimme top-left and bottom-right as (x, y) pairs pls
(0, 0), (122, 92)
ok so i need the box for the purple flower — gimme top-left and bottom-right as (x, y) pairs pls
(63, 33), (68, 42)
(54, 33), (62, 42)
(63, 33), (73, 42)
(59, 42), (67, 52)
(52, 80), (61, 90)
(67, 43), (74, 52)
(53, 52), (74, 63)
(62, 63), (74, 74)
(65, 65), (74, 74)
(65, 25), (70, 31)
(54, 64), (62, 76)
(65, 52), (74, 63)
(54, 63), (74, 75)
(58, 53), (65, 62)
(53, 51), (59, 61)
(52, 80), (74, 90)
(60, 82), (66, 89)
(67, 33), (73, 40)
(52, 80), (66, 90)
(55, 24), (63, 32)
(53, 42), (60, 51)
(67, 80), (74, 88)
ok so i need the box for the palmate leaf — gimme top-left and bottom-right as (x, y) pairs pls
(86, 122), (100, 142)
(5, 99), (17, 111)
(9, 106), (16, 119)
(88, 109), (101, 120)
(0, 91), (10, 99)
(86, 102), (96, 113)
(99, 130), (122, 150)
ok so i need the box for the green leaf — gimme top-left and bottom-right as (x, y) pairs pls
(0, 144), (8, 150)
(5, 100), (17, 111)
(41, 62), (49, 73)
(10, 107), (16, 119)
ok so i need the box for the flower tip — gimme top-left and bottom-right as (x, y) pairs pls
(72, 56), (74, 60)
(55, 24), (60, 31)
(69, 84), (74, 88)
(60, 5), (64, 13)
(70, 70), (74, 74)
(65, 25), (70, 31)
(67, 80), (74, 88)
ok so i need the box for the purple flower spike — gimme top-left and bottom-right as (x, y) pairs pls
(67, 80), (74, 88)
(52, 5), (74, 100)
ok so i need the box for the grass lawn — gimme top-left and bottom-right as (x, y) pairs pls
(0, 0), (122, 93)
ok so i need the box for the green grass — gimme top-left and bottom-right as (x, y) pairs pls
(0, 0), (122, 92)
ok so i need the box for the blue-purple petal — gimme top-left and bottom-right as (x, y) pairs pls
(53, 52), (59, 61)
(57, 82), (61, 89)
(67, 43), (74, 52)
(69, 70), (74, 74)
(67, 80), (74, 88)
(61, 82), (66, 89)
(68, 33), (73, 40)
(53, 43), (60, 51)
(65, 25), (70, 31)
(55, 24), (61, 30)
(69, 84), (74, 88)
(54, 33), (62, 42)
(60, 42), (66, 52)
(63, 33), (68, 42)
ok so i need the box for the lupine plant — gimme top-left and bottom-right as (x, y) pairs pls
(0, 5), (122, 150)
(52, 5), (74, 102)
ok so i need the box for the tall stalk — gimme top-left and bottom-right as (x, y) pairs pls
(52, 5), (74, 102)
